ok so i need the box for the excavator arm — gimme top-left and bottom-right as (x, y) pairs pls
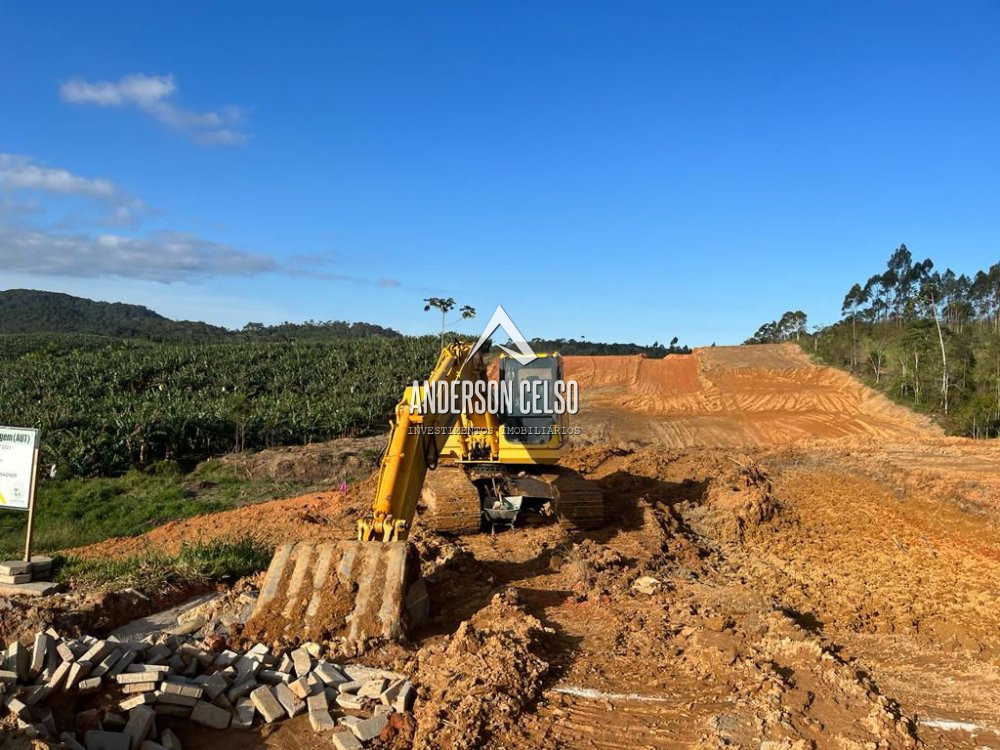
(357, 341), (489, 542)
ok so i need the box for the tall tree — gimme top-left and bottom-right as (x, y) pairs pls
(423, 297), (476, 348)
(842, 283), (864, 369)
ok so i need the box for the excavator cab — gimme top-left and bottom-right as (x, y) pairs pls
(497, 353), (568, 454)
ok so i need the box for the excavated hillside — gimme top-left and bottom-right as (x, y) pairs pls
(14, 344), (1000, 750)
(566, 343), (939, 447)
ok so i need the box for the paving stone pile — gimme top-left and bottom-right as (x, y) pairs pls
(1, 629), (415, 749)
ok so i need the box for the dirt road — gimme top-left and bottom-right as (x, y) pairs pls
(60, 344), (1000, 748)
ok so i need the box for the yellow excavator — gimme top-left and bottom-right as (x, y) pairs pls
(247, 342), (602, 644)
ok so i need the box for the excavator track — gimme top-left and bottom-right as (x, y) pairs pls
(420, 464), (482, 535)
(540, 466), (605, 530)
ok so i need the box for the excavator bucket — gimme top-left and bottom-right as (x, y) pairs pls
(245, 541), (428, 644)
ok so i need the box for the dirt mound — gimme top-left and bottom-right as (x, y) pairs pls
(410, 591), (549, 750)
(698, 458), (783, 544)
(217, 435), (384, 483)
(66, 472), (379, 560)
(567, 343), (938, 448)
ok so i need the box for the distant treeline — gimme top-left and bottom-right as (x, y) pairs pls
(747, 245), (1000, 438)
(524, 337), (691, 357)
(745, 311), (808, 345)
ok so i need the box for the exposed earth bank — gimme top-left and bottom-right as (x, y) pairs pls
(9, 344), (1000, 749)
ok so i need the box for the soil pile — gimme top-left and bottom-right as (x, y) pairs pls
(409, 592), (549, 750)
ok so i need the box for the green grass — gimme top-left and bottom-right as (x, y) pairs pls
(0, 460), (317, 558)
(54, 534), (274, 592)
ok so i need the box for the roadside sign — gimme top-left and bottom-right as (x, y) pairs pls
(0, 426), (41, 563)
(0, 427), (38, 511)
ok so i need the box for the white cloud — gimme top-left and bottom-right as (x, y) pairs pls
(0, 225), (275, 282)
(0, 153), (116, 198)
(60, 74), (249, 146)
(0, 153), (143, 227)
(0, 152), (397, 287)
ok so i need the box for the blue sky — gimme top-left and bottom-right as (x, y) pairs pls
(1, 2), (998, 346)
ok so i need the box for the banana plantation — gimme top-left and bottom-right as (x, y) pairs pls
(0, 337), (440, 477)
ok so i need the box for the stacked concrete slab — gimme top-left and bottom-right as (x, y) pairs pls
(1, 630), (416, 748)
(0, 556), (57, 596)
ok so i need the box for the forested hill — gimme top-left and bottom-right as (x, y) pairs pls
(0, 289), (227, 340)
(745, 247), (1000, 438)
(0, 289), (402, 342)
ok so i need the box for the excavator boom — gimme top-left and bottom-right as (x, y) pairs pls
(358, 342), (490, 542)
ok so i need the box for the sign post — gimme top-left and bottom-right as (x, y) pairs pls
(0, 426), (41, 563)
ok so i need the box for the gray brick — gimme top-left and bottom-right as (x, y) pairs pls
(234, 655), (261, 682)
(161, 681), (203, 700)
(24, 685), (53, 706)
(290, 648), (312, 679)
(153, 705), (191, 719)
(336, 693), (366, 711)
(30, 633), (50, 676)
(78, 676), (102, 693)
(119, 694), (156, 711)
(330, 730), (363, 750)
(273, 682), (305, 718)
(124, 706), (156, 750)
(257, 668), (291, 684)
(226, 678), (256, 702)
(213, 650), (238, 667)
(79, 640), (113, 667)
(66, 660), (91, 689)
(306, 692), (336, 732)
(122, 683), (158, 695)
(195, 673), (228, 700)
(289, 676), (310, 699)
(155, 692), (198, 707)
(380, 678), (406, 705)
(107, 651), (137, 680)
(347, 713), (388, 742)
(117, 672), (162, 685)
(5, 641), (29, 680)
(232, 698), (254, 729)
(93, 649), (124, 678)
(4, 696), (28, 719)
(358, 678), (387, 698)
(249, 685), (284, 723)
(189, 701), (230, 730)
(159, 729), (181, 750)
(46, 660), (72, 689)
(84, 731), (131, 750)
(393, 681), (415, 712)
(313, 661), (347, 686)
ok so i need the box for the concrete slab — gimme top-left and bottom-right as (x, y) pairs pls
(0, 580), (58, 597)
